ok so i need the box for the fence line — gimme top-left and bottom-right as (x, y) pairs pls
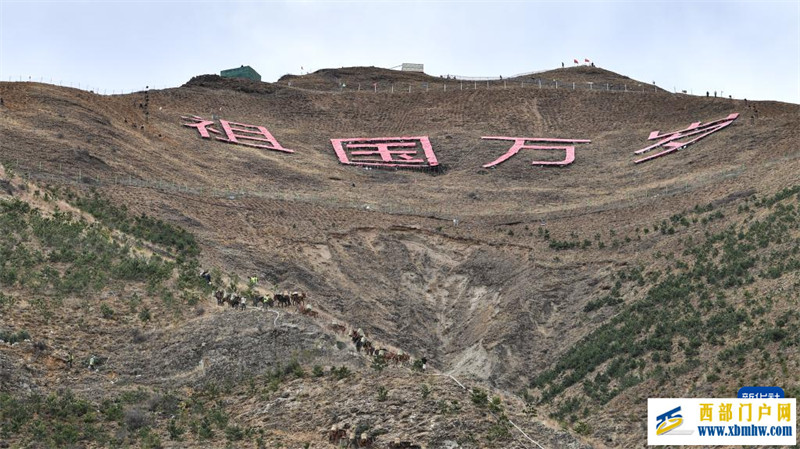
(443, 67), (552, 81)
(3, 76), (166, 96)
(7, 74), (691, 99)
(301, 76), (664, 95)
(6, 72), (739, 99)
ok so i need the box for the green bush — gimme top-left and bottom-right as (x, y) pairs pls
(284, 359), (305, 379)
(486, 416), (510, 441)
(139, 307), (152, 323)
(371, 355), (387, 372)
(330, 366), (351, 380)
(167, 418), (185, 441)
(420, 384), (431, 399)
(377, 386), (388, 402)
(471, 388), (488, 407)
(574, 421), (592, 435)
(100, 399), (124, 423)
(489, 396), (503, 413)
(411, 358), (425, 372)
(0, 329), (30, 344)
(225, 424), (245, 442)
(100, 303), (114, 319)
(197, 417), (214, 440)
(207, 404), (229, 430)
(139, 429), (162, 449)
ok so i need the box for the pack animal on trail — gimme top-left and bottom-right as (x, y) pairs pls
(225, 293), (245, 310)
(327, 425), (347, 444)
(329, 322), (347, 334)
(299, 304), (318, 317)
(253, 293), (274, 308)
(290, 290), (306, 306)
(274, 291), (291, 307)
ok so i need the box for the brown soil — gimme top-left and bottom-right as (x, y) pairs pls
(0, 65), (798, 448)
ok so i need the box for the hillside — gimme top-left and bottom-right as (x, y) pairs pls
(1, 65), (799, 448)
(0, 166), (586, 449)
(276, 65), (664, 94)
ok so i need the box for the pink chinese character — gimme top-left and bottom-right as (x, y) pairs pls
(633, 113), (738, 164)
(330, 136), (439, 168)
(182, 115), (293, 153)
(182, 115), (221, 139)
(481, 137), (591, 168)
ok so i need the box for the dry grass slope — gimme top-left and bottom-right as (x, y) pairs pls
(0, 65), (798, 448)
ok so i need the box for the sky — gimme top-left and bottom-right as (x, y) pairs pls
(0, 1), (798, 103)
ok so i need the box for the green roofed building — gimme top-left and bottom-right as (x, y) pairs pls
(220, 65), (261, 82)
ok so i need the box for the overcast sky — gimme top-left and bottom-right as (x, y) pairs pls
(1, 1), (798, 103)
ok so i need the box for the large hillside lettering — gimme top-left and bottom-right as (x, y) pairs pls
(182, 115), (293, 153)
(330, 136), (439, 168)
(481, 137), (591, 168)
(633, 113), (738, 164)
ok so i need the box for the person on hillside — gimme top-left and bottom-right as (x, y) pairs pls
(200, 270), (211, 285)
(356, 336), (364, 352)
(66, 352), (73, 369)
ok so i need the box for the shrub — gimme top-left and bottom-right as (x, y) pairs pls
(420, 384), (431, 399)
(140, 429), (162, 449)
(471, 388), (488, 407)
(411, 358), (425, 372)
(330, 366), (351, 380)
(148, 392), (180, 416)
(167, 418), (185, 441)
(487, 417), (510, 441)
(123, 408), (149, 431)
(208, 405), (229, 429)
(225, 424), (245, 442)
(0, 329), (30, 344)
(197, 417), (214, 440)
(139, 307), (151, 323)
(0, 292), (16, 309)
(284, 359), (305, 378)
(100, 303), (114, 319)
(574, 421), (592, 435)
(371, 355), (387, 372)
(377, 386), (388, 402)
(489, 396), (503, 413)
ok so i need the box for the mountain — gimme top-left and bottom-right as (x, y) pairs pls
(0, 65), (798, 448)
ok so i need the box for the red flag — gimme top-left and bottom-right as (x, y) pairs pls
(584, 58), (590, 63)
(573, 59), (579, 64)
